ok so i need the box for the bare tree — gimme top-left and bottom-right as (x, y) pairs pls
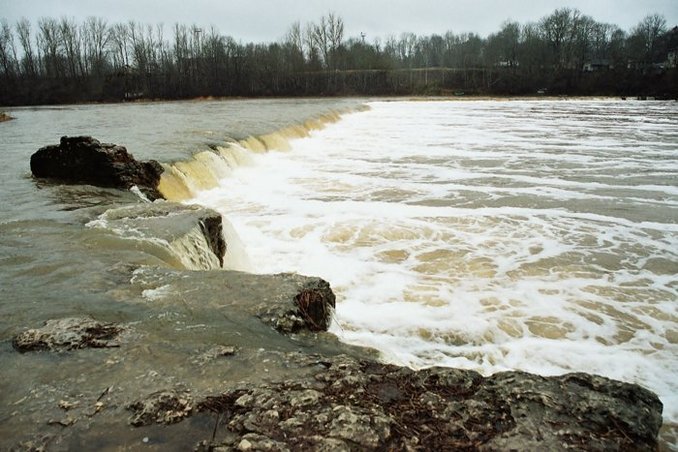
(284, 21), (305, 66)
(309, 13), (344, 70)
(327, 13), (344, 54)
(59, 17), (82, 78)
(109, 23), (130, 69)
(630, 14), (667, 64)
(540, 8), (576, 68)
(303, 22), (321, 70)
(0, 19), (17, 79)
(38, 17), (63, 78)
(82, 17), (109, 76)
(16, 18), (37, 77)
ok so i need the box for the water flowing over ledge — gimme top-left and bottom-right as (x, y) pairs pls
(158, 106), (369, 202)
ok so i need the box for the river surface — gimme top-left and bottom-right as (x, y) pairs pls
(1, 98), (677, 447)
(191, 99), (678, 429)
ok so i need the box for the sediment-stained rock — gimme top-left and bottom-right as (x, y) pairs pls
(30, 136), (164, 200)
(192, 345), (238, 366)
(127, 389), (193, 426)
(195, 354), (663, 451)
(12, 317), (124, 352)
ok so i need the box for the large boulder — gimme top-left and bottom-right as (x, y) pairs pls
(30, 136), (164, 200)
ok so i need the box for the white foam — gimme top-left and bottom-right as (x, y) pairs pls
(192, 99), (678, 423)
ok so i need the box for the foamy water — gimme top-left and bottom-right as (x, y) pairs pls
(192, 100), (678, 422)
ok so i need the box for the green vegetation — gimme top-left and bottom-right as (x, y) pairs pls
(0, 9), (676, 105)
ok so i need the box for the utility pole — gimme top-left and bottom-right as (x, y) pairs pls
(192, 27), (202, 82)
(193, 27), (203, 52)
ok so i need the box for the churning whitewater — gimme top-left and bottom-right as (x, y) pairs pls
(190, 100), (678, 422)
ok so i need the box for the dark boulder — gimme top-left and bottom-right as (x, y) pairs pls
(199, 215), (227, 268)
(30, 136), (164, 200)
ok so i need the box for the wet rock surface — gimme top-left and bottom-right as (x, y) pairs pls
(195, 354), (663, 451)
(128, 389), (193, 426)
(12, 317), (124, 352)
(30, 136), (164, 200)
(5, 315), (665, 451)
(200, 215), (227, 267)
(258, 276), (336, 333)
(131, 268), (338, 335)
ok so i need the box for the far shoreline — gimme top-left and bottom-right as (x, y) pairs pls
(2, 93), (671, 112)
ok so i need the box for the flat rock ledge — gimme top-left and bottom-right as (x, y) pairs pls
(191, 354), (663, 451)
(30, 136), (164, 200)
(12, 316), (124, 352)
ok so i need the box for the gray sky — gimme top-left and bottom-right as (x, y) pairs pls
(1, 0), (676, 43)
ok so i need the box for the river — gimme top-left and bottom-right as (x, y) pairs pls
(1, 97), (676, 448)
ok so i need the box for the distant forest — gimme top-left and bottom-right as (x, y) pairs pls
(0, 9), (677, 105)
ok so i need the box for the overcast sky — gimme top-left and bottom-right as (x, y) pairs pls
(1, 0), (676, 43)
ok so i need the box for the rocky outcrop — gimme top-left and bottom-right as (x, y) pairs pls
(0, 112), (14, 122)
(199, 215), (227, 268)
(12, 317), (124, 352)
(195, 354), (663, 451)
(30, 136), (164, 200)
(258, 277), (336, 333)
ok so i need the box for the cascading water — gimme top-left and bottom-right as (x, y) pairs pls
(189, 99), (678, 427)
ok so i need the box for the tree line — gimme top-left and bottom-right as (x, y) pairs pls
(0, 9), (676, 105)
